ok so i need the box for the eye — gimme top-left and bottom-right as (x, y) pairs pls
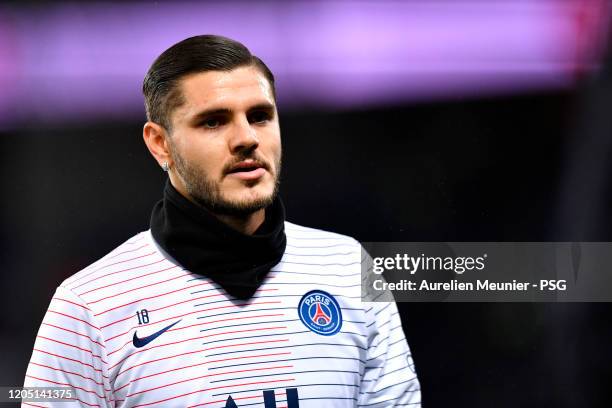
(249, 110), (271, 124)
(202, 117), (221, 129)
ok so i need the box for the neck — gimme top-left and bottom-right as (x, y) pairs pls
(215, 209), (265, 235)
(151, 179), (287, 300)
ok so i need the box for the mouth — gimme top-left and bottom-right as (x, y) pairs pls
(226, 160), (268, 181)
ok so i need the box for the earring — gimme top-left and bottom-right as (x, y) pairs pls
(162, 162), (170, 172)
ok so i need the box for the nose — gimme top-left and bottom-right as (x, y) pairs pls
(229, 115), (259, 155)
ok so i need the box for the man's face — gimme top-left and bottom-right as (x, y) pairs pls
(166, 66), (281, 216)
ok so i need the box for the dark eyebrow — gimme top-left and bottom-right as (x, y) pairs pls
(247, 102), (276, 113)
(190, 108), (231, 125)
(189, 103), (275, 125)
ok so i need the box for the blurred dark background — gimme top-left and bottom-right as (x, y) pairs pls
(1, 1), (612, 407)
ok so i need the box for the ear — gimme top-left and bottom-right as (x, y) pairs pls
(143, 121), (172, 169)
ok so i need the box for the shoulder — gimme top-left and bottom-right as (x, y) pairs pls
(59, 230), (158, 292)
(283, 221), (363, 265)
(284, 221), (359, 247)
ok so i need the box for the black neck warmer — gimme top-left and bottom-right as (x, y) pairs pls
(150, 181), (287, 300)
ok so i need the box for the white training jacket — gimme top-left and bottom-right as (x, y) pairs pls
(23, 222), (421, 407)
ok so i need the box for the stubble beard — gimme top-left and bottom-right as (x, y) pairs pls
(170, 149), (281, 217)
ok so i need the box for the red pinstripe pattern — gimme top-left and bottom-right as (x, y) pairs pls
(101, 295), (277, 334)
(103, 290), (218, 336)
(102, 300), (280, 344)
(108, 335), (211, 371)
(113, 348), (209, 381)
(108, 325), (287, 357)
(47, 310), (100, 331)
(41, 322), (105, 348)
(108, 329), (202, 359)
(77, 260), (173, 295)
(130, 378), (295, 408)
(104, 242), (148, 260)
(113, 354), (288, 393)
(25, 374), (106, 402)
(97, 281), (210, 318)
(113, 360), (211, 393)
(23, 228), (408, 407)
(107, 296), (286, 356)
(151, 291), (223, 312)
(112, 348), (293, 385)
(73, 256), (162, 292)
(32, 349), (108, 378)
(87, 272), (188, 304)
(69, 251), (157, 289)
(38, 336), (107, 363)
(105, 308), (208, 343)
(125, 364), (293, 397)
(29, 361), (109, 389)
(109, 331), (289, 375)
(53, 297), (91, 311)
(62, 238), (147, 287)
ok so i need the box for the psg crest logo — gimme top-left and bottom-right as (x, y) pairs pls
(298, 290), (342, 336)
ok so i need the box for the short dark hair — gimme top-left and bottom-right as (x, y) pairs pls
(143, 35), (275, 130)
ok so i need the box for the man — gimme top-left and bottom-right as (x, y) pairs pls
(23, 35), (421, 407)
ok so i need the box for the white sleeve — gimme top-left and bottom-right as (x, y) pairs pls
(358, 300), (421, 407)
(22, 286), (113, 408)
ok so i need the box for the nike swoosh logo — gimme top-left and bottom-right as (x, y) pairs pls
(133, 319), (181, 348)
